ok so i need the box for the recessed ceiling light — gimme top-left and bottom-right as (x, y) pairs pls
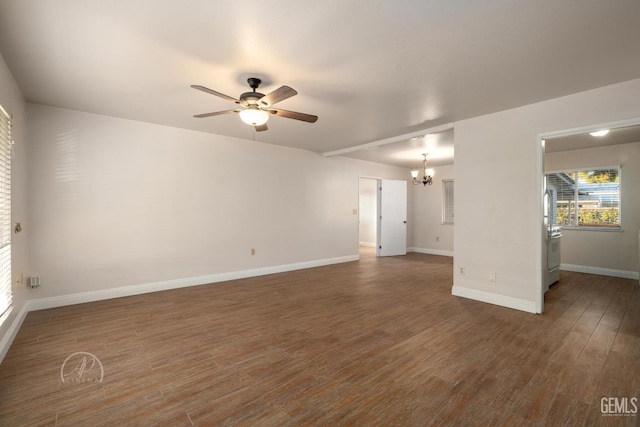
(589, 129), (609, 137)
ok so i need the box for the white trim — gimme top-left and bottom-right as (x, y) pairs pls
(537, 134), (545, 314)
(0, 254), (358, 363)
(407, 247), (453, 257)
(322, 122), (455, 157)
(546, 165), (621, 175)
(28, 255), (359, 311)
(560, 226), (623, 232)
(452, 286), (538, 314)
(0, 304), (29, 363)
(539, 117), (640, 140)
(560, 263), (639, 280)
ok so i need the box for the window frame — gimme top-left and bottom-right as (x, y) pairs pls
(545, 165), (622, 231)
(442, 179), (454, 225)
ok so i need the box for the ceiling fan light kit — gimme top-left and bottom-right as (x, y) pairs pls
(412, 154), (434, 186)
(191, 77), (318, 132)
(239, 108), (269, 126)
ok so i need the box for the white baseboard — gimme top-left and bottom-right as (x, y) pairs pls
(0, 304), (30, 363)
(560, 263), (639, 280)
(359, 242), (376, 248)
(452, 285), (538, 314)
(1, 254), (358, 363)
(407, 247), (454, 257)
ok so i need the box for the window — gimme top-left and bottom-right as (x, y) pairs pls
(442, 179), (454, 224)
(545, 167), (620, 229)
(0, 104), (11, 321)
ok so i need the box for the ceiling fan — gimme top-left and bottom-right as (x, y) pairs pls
(191, 77), (318, 132)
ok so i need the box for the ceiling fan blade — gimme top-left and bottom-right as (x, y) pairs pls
(259, 86), (297, 107)
(193, 109), (240, 118)
(255, 123), (268, 132)
(269, 108), (318, 123)
(191, 85), (239, 103)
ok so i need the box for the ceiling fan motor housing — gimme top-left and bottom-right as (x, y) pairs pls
(241, 77), (265, 105)
(240, 92), (265, 105)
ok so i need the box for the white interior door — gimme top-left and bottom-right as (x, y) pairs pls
(377, 179), (407, 256)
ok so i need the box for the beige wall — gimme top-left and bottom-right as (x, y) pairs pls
(26, 103), (409, 299)
(409, 164), (454, 256)
(545, 141), (640, 274)
(454, 78), (640, 313)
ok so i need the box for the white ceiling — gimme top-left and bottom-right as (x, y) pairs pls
(337, 128), (455, 169)
(545, 124), (640, 153)
(1, 1), (640, 168)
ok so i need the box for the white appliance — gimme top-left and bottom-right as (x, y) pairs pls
(547, 226), (562, 290)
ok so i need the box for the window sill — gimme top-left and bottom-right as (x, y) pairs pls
(561, 226), (623, 232)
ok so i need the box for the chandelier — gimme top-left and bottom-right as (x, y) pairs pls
(411, 154), (434, 186)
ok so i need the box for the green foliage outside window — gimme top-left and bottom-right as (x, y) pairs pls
(556, 207), (619, 227)
(577, 170), (619, 184)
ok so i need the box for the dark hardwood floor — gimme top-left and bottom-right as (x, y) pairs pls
(0, 249), (638, 426)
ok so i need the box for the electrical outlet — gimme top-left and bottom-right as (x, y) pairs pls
(459, 267), (465, 275)
(352, 208), (358, 215)
(251, 248), (255, 256)
(436, 236), (440, 242)
(489, 272), (497, 282)
(28, 276), (42, 288)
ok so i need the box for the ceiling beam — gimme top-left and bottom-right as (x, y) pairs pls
(322, 122), (455, 157)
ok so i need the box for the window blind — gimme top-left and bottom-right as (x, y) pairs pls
(443, 179), (454, 224)
(0, 105), (12, 319)
(546, 168), (620, 228)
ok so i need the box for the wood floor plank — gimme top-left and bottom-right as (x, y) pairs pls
(0, 248), (638, 426)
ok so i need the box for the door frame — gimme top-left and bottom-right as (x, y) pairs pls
(536, 116), (640, 314)
(358, 176), (408, 257)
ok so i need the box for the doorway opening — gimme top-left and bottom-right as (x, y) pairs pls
(358, 177), (408, 257)
(358, 177), (378, 254)
(538, 118), (640, 313)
